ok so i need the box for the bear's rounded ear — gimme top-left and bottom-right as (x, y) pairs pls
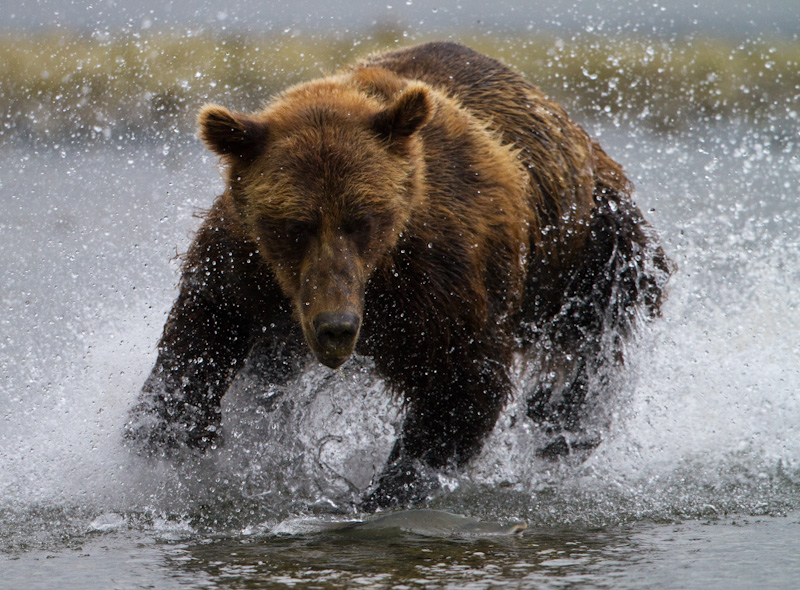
(371, 84), (435, 142)
(197, 104), (268, 161)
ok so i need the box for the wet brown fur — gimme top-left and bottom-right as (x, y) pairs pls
(126, 42), (673, 510)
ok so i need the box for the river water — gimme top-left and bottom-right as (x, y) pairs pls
(1, 118), (799, 588)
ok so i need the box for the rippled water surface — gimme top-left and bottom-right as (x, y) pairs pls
(1, 118), (799, 588)
(3, 510), (800, 589)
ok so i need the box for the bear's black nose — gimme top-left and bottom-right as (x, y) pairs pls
(313, 311), (360, 361)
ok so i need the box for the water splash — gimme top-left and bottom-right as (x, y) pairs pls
(1, 123), (799, 549)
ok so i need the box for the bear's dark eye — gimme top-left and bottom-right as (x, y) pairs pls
(341, 216), (377, 254)
(342, 216), (373, 237)
(285, 220), (314, 247)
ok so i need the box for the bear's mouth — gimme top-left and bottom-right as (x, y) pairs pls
(318, 354), (351, 370)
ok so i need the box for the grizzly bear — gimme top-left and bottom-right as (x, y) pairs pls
(125, 41), (673, 510)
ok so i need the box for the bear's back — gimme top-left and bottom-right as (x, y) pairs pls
(362, 42), (536, 127)
(363, 42), (608, 251)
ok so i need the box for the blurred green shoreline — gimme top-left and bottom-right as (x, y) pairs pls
(1, 30), (798, 145)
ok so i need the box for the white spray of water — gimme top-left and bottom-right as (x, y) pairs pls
(1, 126), (798, 535)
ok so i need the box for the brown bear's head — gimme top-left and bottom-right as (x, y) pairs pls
(197, 78), (434, 369)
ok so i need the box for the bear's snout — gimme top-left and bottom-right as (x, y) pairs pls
(312, 311), (361, 368)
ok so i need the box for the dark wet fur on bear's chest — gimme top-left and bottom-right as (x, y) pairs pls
(124, 41), (673, 511)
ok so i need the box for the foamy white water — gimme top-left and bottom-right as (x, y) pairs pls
(1, 122), (798, 542)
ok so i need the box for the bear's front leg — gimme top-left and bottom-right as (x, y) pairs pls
(124, 276), (255, 455)
(124, 211), (292, 457)
(361, 358), (510, 511)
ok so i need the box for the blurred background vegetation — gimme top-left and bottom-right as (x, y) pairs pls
(1, 29), (798, 145)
